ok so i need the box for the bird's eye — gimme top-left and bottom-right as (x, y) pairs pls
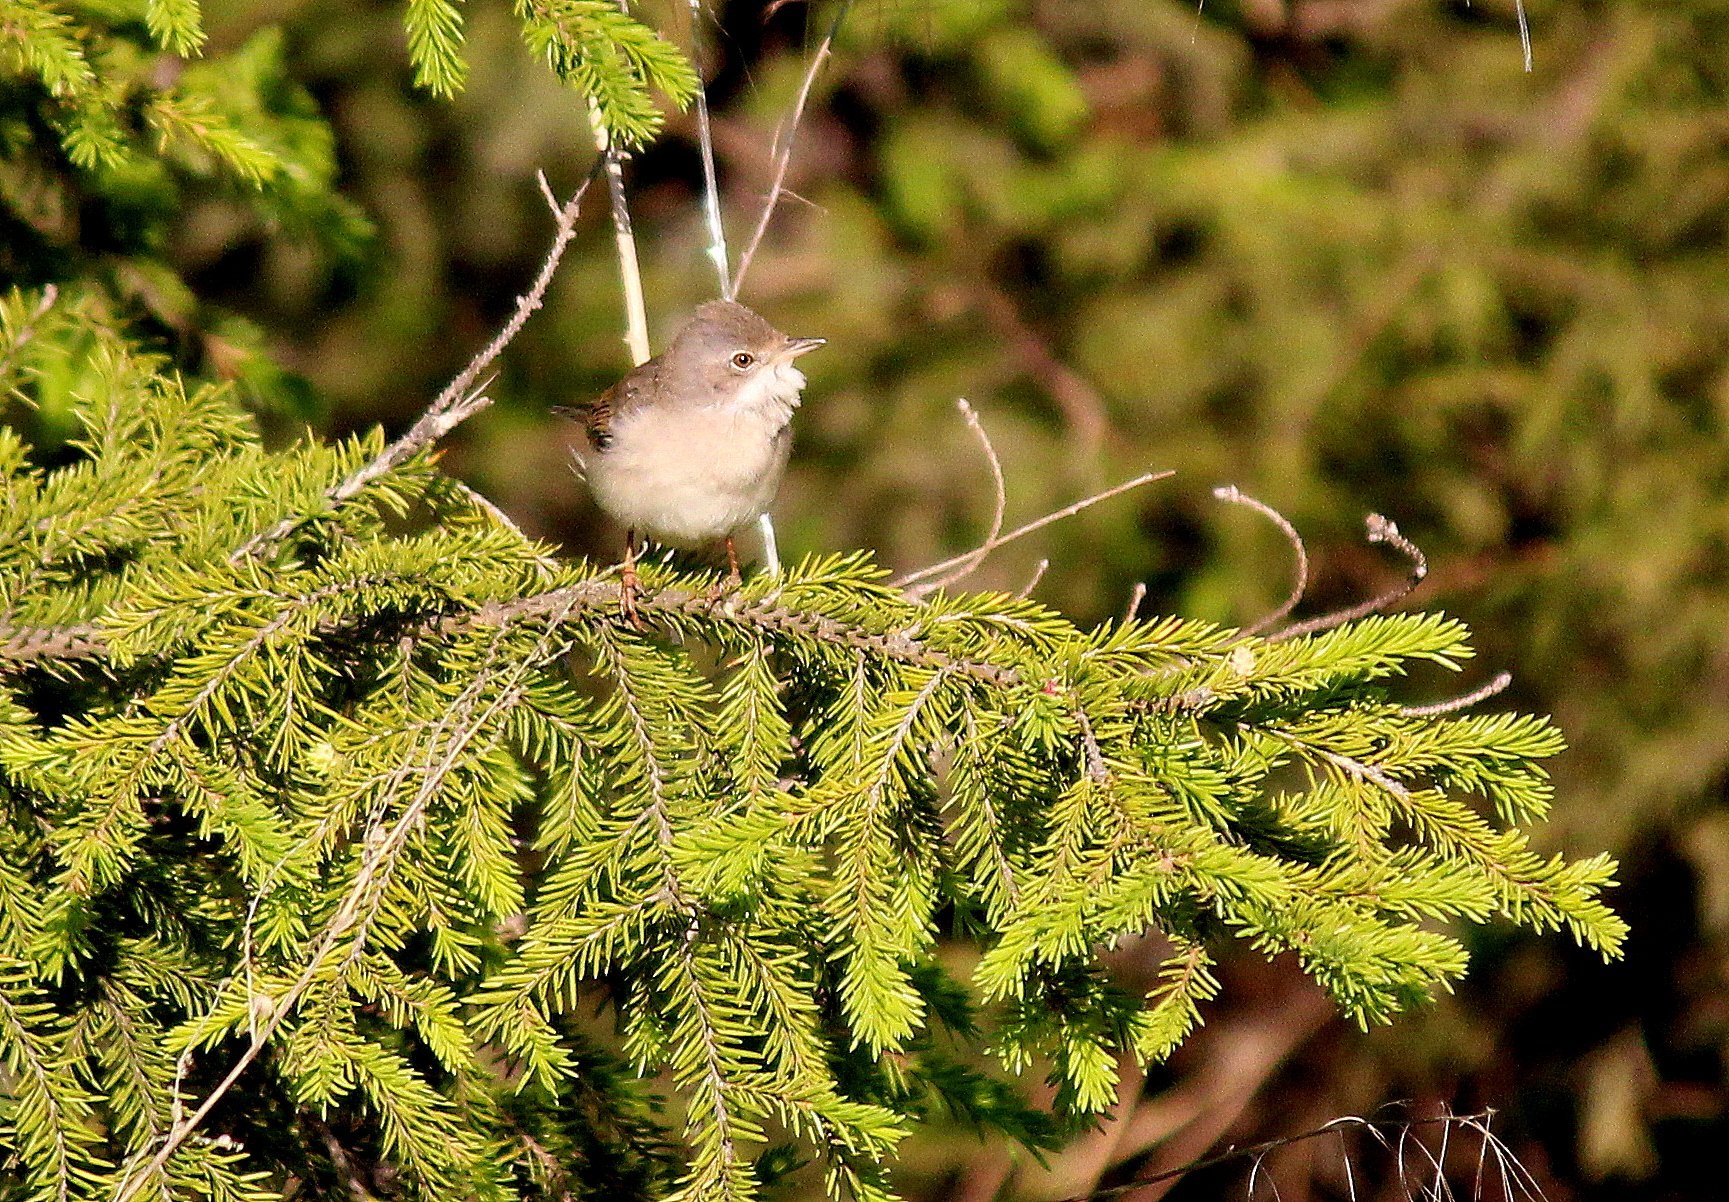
(730, 351), (755, 370)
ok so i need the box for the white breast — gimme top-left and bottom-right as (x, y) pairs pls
(585, 365), (804, 546)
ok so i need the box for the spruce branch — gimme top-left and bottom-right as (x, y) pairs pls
(0, 282), (57, 382)
(454, 578), (1022, 687)
(115, 610), (577, 1202)
(0, 621), (105, 666)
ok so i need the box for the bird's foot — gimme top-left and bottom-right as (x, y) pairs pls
(705, 537), (745, 606)
(619, 557), (646, 631)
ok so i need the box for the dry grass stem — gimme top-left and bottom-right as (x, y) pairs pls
(1047, 1106), (1544, 1202)
(685, 0), (732, 297)
(591, 106), (651, 367)
(1123, 581), (1147, 624)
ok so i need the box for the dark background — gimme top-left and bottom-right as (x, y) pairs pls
(16, 0), (1729, 1197)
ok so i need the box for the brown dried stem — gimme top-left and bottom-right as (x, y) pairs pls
(895, 470), (1175, 592)
(1400, 671), (1514, 718)
(903, 399), (1007, 599)
(732, 0), (851, 296)
(1266, 513), (1427, 643)
(231, 177), (592, 561)
(1213, 485), (1309, 636)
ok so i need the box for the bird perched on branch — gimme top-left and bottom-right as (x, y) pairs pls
(569, 300), (824, 624)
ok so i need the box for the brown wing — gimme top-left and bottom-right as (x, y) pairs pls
(558, 359), (659, 454)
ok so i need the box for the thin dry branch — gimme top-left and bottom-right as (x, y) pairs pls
(732, 0), (850, 295)
(1018, 557), (1050, 599)
(1213, 485), (1309, 636)
(1266, 514), (1427, 643)
(895, 470), (1175, 592)
(230, 177), (593, 561)
(1123, 582), (1147, 624)
(1049, 1107), (1544, 1202)
(684, 0), (732, 297)
(1399, 671), (1514, 718)
(903, 399), (1007, 598)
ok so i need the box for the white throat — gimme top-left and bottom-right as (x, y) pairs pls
(726, 361), (807, 427)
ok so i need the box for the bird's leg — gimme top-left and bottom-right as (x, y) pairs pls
(620, 529), (643, 629)
(704, 536), (745, 605)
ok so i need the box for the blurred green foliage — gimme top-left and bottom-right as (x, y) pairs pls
(5, 0), (1726, 1196)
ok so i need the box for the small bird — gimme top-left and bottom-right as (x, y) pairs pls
(571, 300), (825, 622)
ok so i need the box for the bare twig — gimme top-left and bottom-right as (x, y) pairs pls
(1399, 671), (1513, 718)
(732, 0), (851, 295)
(903, 399), (1007, 598)
(1123, 582), (1147, 624)
(1049, 1107), (1543, 1202)
(684, 0), (732, 297)
(1265, 514), (1427, 643)
(1018, 558), (1050, 599)
(1213, 486), (1309, 636)
(895, 470), (1174, 592)
(536, 168), (561, 217)
(231, 178), (593, 561)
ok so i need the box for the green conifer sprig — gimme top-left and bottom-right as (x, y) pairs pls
(0, 292), (1626, 1201)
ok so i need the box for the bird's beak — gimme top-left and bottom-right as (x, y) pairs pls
(781, 336), (826, 359)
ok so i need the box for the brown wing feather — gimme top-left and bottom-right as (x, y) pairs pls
(557, 357), (659, 454)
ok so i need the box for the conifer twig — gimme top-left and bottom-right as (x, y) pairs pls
(455, 578), (1021, 687)
(1265, 514), (1427, 643)
(903, 399), (1006, 598)
(0, 283), (58, 379)
(0, 621), (104, 665)
(231, 177), (593, 560)
(732, 0), (850, 295)
(894, 470), (1174, 591)
(1213, 485), (1309, 636)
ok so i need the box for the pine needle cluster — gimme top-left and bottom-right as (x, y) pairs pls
(0, 288), (1626, 1201)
